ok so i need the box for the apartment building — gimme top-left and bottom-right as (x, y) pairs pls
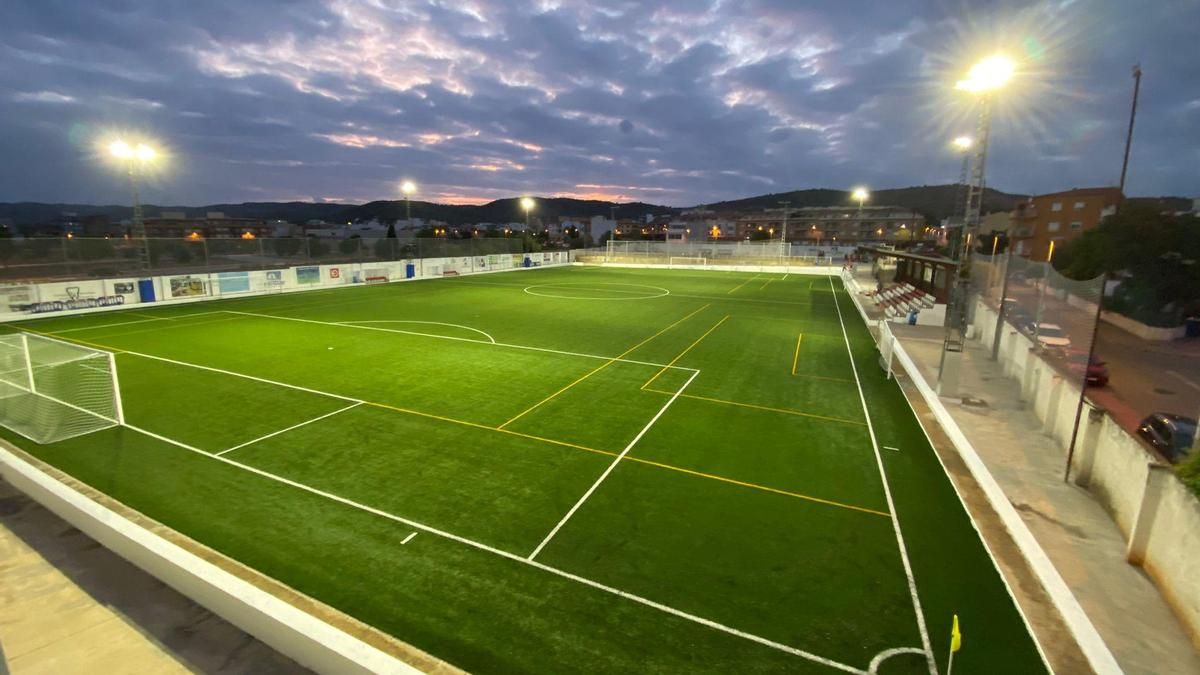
(1010, 187), (1122, 259)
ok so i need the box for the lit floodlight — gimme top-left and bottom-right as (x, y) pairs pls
(953, 136), (973, 151)
(851, 187), (869, 203)
(109, 140), (133, 159)
(520, 197), (535, 212)
(401, 180), (416, 196)
(956, 55), (1015, 93)
(135, 144), (156, 161)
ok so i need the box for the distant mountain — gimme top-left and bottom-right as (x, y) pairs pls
(0, 185), (1111, 229)
(0, 201), (352, 225)
(697, 184), (1028, 223)
(336, 197), (675, 227)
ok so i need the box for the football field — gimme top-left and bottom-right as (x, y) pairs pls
(1, 266), (1046, 674)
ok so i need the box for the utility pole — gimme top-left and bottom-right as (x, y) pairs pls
(1119, 65), (1142, 196)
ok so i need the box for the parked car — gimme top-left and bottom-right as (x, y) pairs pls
(1026, 322), (1071, 350)
(1086, 358), (1109, 387)
(1136, 413), (1198, 463)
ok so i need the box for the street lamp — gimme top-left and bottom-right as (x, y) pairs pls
(400, 180), (416, 222)
(520, 197), (535, 231)
(108, 138), (159, 270)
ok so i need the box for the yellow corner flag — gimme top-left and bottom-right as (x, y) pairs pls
(950, 614), (962, 653)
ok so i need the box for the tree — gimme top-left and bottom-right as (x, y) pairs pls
(1058, 205), (1200, 325)
(386, 222), (396, 238)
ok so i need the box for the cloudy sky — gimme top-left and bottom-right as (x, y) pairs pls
(1, 0), (1196, 207)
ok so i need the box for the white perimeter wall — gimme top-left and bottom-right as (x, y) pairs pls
(971, 295), (1200, 649)
(0, 251), (572, 323)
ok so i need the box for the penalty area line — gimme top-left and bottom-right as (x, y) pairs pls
(528, 368), (700, 561)
(216, 402), (363, 457)
(121, 422), (866, 675)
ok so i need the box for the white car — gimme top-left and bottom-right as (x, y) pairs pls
(1032, 322), (1071, 348)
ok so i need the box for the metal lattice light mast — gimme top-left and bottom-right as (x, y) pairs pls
(938, 56), (1014, 396)
(109, 140), (157, 271)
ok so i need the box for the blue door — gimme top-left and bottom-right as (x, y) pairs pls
(405, 263), (415, 279)
(137, 279), (156, 303)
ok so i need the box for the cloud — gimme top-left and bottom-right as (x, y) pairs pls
(0, 0), (1197, 207)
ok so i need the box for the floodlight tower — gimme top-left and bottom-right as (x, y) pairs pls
(939, 55), (1014, 396)
(401, 180), (416, 222)
(109, 139), (159, 270)
(521, 197), (536, 232)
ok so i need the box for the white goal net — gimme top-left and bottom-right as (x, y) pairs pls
(0, 333), (123, 444)
(668, 257), (707, 267)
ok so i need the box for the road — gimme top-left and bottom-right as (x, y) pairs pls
(984, 279), (1200, 441)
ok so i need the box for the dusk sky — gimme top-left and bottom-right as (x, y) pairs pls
(2, 0), (1197, 207)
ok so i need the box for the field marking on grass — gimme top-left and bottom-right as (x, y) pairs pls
(829, 277), (936, 675)
(883, 446), (900, 452)
(225, 311), (696, 374)
(641, 315), (729, 390)
(523, 283), (671, 301)
(528, 367), (699, 561)
(40, 314), (247, 343)
(499, 304), (711, 430)
(337, 320), (496, 344)
(868, 647), (926, 673)
(759, 278), (774, 291)
(783, 274), (789, 281)
(49, 316), (170, 334)
(643, 388), (867, 427)
(726, 275), (760, 294)
(401, 532), (418, 545)
(121, 421), (870, 675)
(16, 326), (127, 354)
(625, 456), (890, 517)
(791, 333), (803, 375)
(120, 350), (360, 403)
(216, 402), (364, 457)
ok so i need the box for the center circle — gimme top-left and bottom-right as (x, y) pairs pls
(522, 282), (670, 300)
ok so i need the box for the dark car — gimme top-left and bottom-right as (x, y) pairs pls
(1137, 413), (1198, 463)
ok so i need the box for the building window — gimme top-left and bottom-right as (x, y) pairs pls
(1074, 201), (1086, 210)
(1051, 202), (1063, 212)
(1047, 222), (1061, 232)
(1070, 221), (1082, 230)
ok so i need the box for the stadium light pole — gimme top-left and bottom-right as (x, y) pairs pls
(401, 180), (416, 222)
(939, 54), (1015, 396)
(521, 197), (536, 232)
(109, 139), (158, 270)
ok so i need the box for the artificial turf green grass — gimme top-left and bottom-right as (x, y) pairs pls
(6, 266), (1047, 674)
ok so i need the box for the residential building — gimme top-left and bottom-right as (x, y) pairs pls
(1009, 187), (1122, 260)
(737, 206), (927, 244)
(142, 211), (273, 238)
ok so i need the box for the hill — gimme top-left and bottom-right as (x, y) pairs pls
(697, 184), (1028, 223)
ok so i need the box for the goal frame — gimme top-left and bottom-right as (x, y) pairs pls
(668, 256), (707, 267)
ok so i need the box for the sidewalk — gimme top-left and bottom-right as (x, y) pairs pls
(0, 478), (307, 675)
(893, 325), (1200, 675)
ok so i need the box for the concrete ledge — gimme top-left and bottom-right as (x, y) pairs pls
(839, 274), (1123, 675)
(1099, 311), (1186, 341)
(0, 442), (451, 675)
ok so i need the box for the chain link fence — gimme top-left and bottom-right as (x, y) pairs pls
(0, 237), (527, 282)
(577, 240), (858, 266)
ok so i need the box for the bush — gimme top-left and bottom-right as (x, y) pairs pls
(1177, 454), (1200, 497)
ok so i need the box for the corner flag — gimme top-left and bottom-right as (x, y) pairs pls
(950, 615), (962, 653)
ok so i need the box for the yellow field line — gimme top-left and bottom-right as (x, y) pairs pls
(17, 326), (128, 353)
(640, 315), (729, 391)
(643, 388), (866, 426)
(498, 304), (710, 429)
(791, 333), (803, 375)
(364, 401), (882, 516)
(726, 275), (759, 294)
(623, 457), (890, 517)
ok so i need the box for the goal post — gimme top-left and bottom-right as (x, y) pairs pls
(668, 256), (707, 267)
(0, 332), (124, 444)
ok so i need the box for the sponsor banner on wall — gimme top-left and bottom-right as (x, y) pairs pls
(296, 265), (320, 285)
(217, 271), (251, 294)
(21, 280), (130, 314)
(0, 284), (36, 313)
(170, 276), (207, 298)
(113, 282), (136, 294)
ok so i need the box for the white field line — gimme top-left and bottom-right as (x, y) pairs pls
(338, 320), (496, 344)
(225, 311), (698, 373)
(883, 446), (900, 452)
(120, 350), (359, 403)
(527, 368), (700, 561)
(50, 316), (169, 334)
(401, 532), (418, 545)
(216, 402), (363, 457)
(121, 420), (867, 675)
(828, 276), (936, 675)
(868, 647), (926, 674)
